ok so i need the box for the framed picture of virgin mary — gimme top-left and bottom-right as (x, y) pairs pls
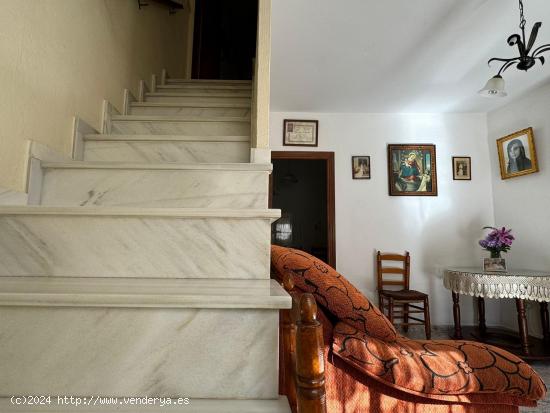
(387, 144), (438, 196)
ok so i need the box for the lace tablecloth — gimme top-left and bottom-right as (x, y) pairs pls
(444, 267), (550, 302)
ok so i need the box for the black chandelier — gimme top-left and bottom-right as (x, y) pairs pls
(479, 0), (550, 97)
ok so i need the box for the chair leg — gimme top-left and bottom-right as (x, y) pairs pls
(403, 303), (409, 333)
(388, 298), (394, 324)
(424, 298), (431, 340)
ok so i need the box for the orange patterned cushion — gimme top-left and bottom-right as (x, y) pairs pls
(271, 245), (397, 341)
(333, 322), (546, 401)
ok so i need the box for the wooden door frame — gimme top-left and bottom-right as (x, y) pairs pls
(270, 151), (336, 268)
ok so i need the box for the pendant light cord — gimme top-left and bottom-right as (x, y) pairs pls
(519, 0), (526, 30)
(519, 0), (527, 43)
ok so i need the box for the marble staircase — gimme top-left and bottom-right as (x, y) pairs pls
(0, 76), (290, 412)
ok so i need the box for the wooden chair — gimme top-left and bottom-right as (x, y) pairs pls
(376, 251), (431, 339)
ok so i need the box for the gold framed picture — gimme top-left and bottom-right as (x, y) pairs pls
(387, 144), (437, 196)
(452, 156), (471, 180)
(497, 127), (539, 180)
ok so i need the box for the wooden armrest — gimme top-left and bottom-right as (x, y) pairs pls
(280, 272), (326, 413)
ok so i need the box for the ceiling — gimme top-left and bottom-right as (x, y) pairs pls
(270, 0), (550, 113)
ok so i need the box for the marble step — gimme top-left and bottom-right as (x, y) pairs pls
(156, 85), (251, 95)
(0, 206), (280, 279)
(0, 397), (291, 412)
(130, 102), (251, 117)
(166, 78), (252, 86)
(110, 115), (250, 136)
(0, 278), (289, 399)
(159, 83), (251, 90)
(36, 162), (270, 208)
(83, 135), (251, 163)
(0, 277), (290, 309)
(145, 92), (251, 104)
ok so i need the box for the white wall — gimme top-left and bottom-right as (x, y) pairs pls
(488, 83), (550, 337)
(0, 0), (189, 192)
(271, 112), (497, 326)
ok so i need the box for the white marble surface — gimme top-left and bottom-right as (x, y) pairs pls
(111, 116), (250, 136)
(101, 100), (120, 134)
(39, 164), (269, 208)
(26, 158), (43, 205)
(72, 117), (98, 161)
(166, 78), (252, 85)
(158, 83), (252, 90)
(0, 278), (291, 309)
(0, 186), (27, 205)
(0, 306), (279, 398)
(0, 397), (291, 412)
(145, 94), (251, 105)
(84, 139), (250, 163)
(153, 87), (251, 96)
(28, 141), (70, 163)
(0, 207), (279, 278)
(130, 104), (250, 117)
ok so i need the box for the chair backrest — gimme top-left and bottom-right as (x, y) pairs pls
(376, 251), (410, 291)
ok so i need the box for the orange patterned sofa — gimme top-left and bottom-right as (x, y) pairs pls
(271, 245), (546, 413)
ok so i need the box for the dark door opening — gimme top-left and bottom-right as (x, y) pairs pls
(270, 152), (336, 267)
(192, 0), (258, 80)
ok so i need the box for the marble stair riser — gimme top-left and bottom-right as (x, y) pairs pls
(160, 82), (252, 89)
(0, 214), (273, 278)
(110, 119), (250, 136)
(129, 105), (250, 117)
(38, 168), (268, 209)
(166, 79), (252, 85)
(83, 140), (250, 163)
(155, 86), (251, 95)
(0, 306), (278, 398)
(145, 94), (251, 104)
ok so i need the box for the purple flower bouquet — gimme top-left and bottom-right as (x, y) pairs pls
(479, 226), (514, 258)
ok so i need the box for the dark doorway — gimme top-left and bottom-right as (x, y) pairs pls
(192, 0), (258, 80)
(270, 152), (336, 267)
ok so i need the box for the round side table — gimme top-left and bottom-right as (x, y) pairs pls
(444, 267), (550, 360)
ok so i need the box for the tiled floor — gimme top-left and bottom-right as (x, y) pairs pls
(403, 326), (550, 412)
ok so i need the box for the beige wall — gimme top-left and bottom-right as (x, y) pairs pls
(0, 0), (189, 191)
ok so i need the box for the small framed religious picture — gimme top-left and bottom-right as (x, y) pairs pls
(283, 119), (318, 147)
(387, 144), (437, 196)
(452, 156), (471, 180)
(497, 127), (539, 180)
(483, 258), (507, 272)
(351, 156), (370, 179)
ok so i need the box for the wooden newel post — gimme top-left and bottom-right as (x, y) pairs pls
(281, 273), (297, 411)
(295, 294), (326, 413)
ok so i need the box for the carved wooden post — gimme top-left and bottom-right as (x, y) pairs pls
(295, 294), (326, 413)
(280, 273), (297, 412)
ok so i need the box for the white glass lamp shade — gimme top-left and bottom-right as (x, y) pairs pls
(478, 75), (507, 97)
